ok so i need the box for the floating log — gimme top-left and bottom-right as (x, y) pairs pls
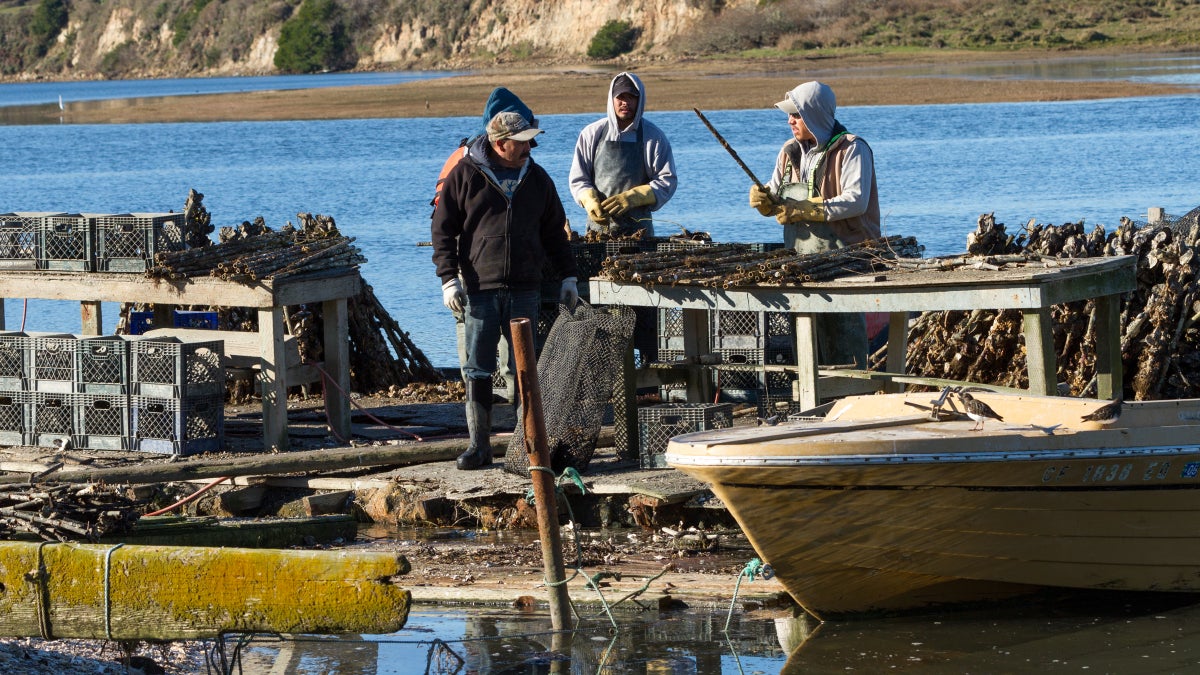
(0, 541), (410, 639)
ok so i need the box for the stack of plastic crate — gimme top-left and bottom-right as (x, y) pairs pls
(28, 333), (78, 447)
(711, 310), (766, 403)
(94, 212), (185, 273)
(711, 308), (798, 404)
(130, 336), (224, 455)
(74, 335), (132, 451)
(0, 331), (29, 446)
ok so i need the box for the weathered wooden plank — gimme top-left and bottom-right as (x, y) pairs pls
(303, 490), (353, 516)
(0, 271), (360, 309)
(142, 327), (301, 369)
(0, 541), (410, 639)
(106, 515), (358, 548)
(589, 256), (1136, 314)
(0, 440), (465, 486)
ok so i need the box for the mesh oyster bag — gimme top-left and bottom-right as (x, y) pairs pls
(504, 301), (635, 477)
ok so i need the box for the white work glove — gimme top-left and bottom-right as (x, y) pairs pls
(559, 277), (579, 308)
(442, 278), (465, 313)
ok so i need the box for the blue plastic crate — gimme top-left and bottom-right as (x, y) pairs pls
(129, 311), (154, 335)
(173, 310), (218, 330)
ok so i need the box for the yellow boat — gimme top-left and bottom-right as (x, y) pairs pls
(665, 390), (1200, 619)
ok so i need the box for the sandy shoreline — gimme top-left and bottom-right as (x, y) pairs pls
(20, 50), (1198, 125)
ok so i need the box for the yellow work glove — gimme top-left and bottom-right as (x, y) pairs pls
(775, 196), (825, 224)
(749, 184), (779, 216)
(601, 185), (656, 217)
(579, 188), (608, 224)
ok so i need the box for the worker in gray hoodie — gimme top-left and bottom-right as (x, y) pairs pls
(569, 72), (677, 237)
(749, 80), (881, 368)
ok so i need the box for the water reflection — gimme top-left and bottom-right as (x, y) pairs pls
(234, 607), (788, 674)
(780, 592), (1200, 674)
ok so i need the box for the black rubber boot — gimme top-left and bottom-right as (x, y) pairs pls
(457, 377), (494, 470)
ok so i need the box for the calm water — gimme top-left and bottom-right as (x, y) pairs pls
(224, 590), (1200, 673)
(1, 93), (1198, 366)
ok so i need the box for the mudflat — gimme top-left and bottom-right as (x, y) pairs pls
(40, 49), (1196, 125)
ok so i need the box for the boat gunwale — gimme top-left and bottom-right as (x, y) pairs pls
(665, 443), (1200, 467)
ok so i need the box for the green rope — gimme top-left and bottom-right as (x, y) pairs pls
(724, 558), (774, 632)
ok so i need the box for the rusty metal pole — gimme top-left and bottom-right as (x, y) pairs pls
(509, 317), (572, 632)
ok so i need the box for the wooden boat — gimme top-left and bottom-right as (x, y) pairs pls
(665, 390), (1200, 619)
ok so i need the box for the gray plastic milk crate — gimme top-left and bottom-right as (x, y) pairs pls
(30, 390), (73, 448)
(129, 336), (224, 399)
(95, 213), (186, 273)
(40, 213), (93, 271)
(75, 392), (131, 451)
(0, 331), (29, 391)
(0, 212), (51, 270)
(0, 391), (30, 446)
(29, 333), (78, 393)
(131, 393), (224, 456)
(77, 335), (131, 394)
(637, 403), (734, 469)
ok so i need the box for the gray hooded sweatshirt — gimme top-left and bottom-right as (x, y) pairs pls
(568, 72), (678, 233)
(767, 81), (881, 245)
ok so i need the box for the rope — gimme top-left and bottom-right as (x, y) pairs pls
(27, 541), (52, 639)
(103, 543), (124, 640)
(723, 558), (774, 632)
(307, 361), (424, 442)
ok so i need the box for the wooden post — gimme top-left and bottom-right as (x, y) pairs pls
(80, 301), (102, 335)
(322, 297), (352, 440)
(259, 306), (289, 451)
(1022, 307), (1058, 395)
(0, 542), (410, 640)
(680, 307), (712, 402)
(794, 313), (820, 410)
(509, 317), (572, 632)
(884, 311), (908, 394)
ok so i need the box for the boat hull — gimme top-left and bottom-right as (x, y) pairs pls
(666, 393), (1200, 618)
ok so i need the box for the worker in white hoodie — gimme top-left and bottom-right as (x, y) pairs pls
(569, 72), (678, 237)
(750, 80), (882, 368)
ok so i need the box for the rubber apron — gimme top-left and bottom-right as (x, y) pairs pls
(589, 123), (653, 237)
(777, 144), (866, 368)
(779, 130), (850, 253)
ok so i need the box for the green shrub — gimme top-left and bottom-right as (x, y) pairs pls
(587, 20), (640, 59)
(274, 0), (354, 73)
(29, 0), (68, 57)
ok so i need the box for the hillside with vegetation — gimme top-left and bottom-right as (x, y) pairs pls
(0, 0), (1197, 81)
